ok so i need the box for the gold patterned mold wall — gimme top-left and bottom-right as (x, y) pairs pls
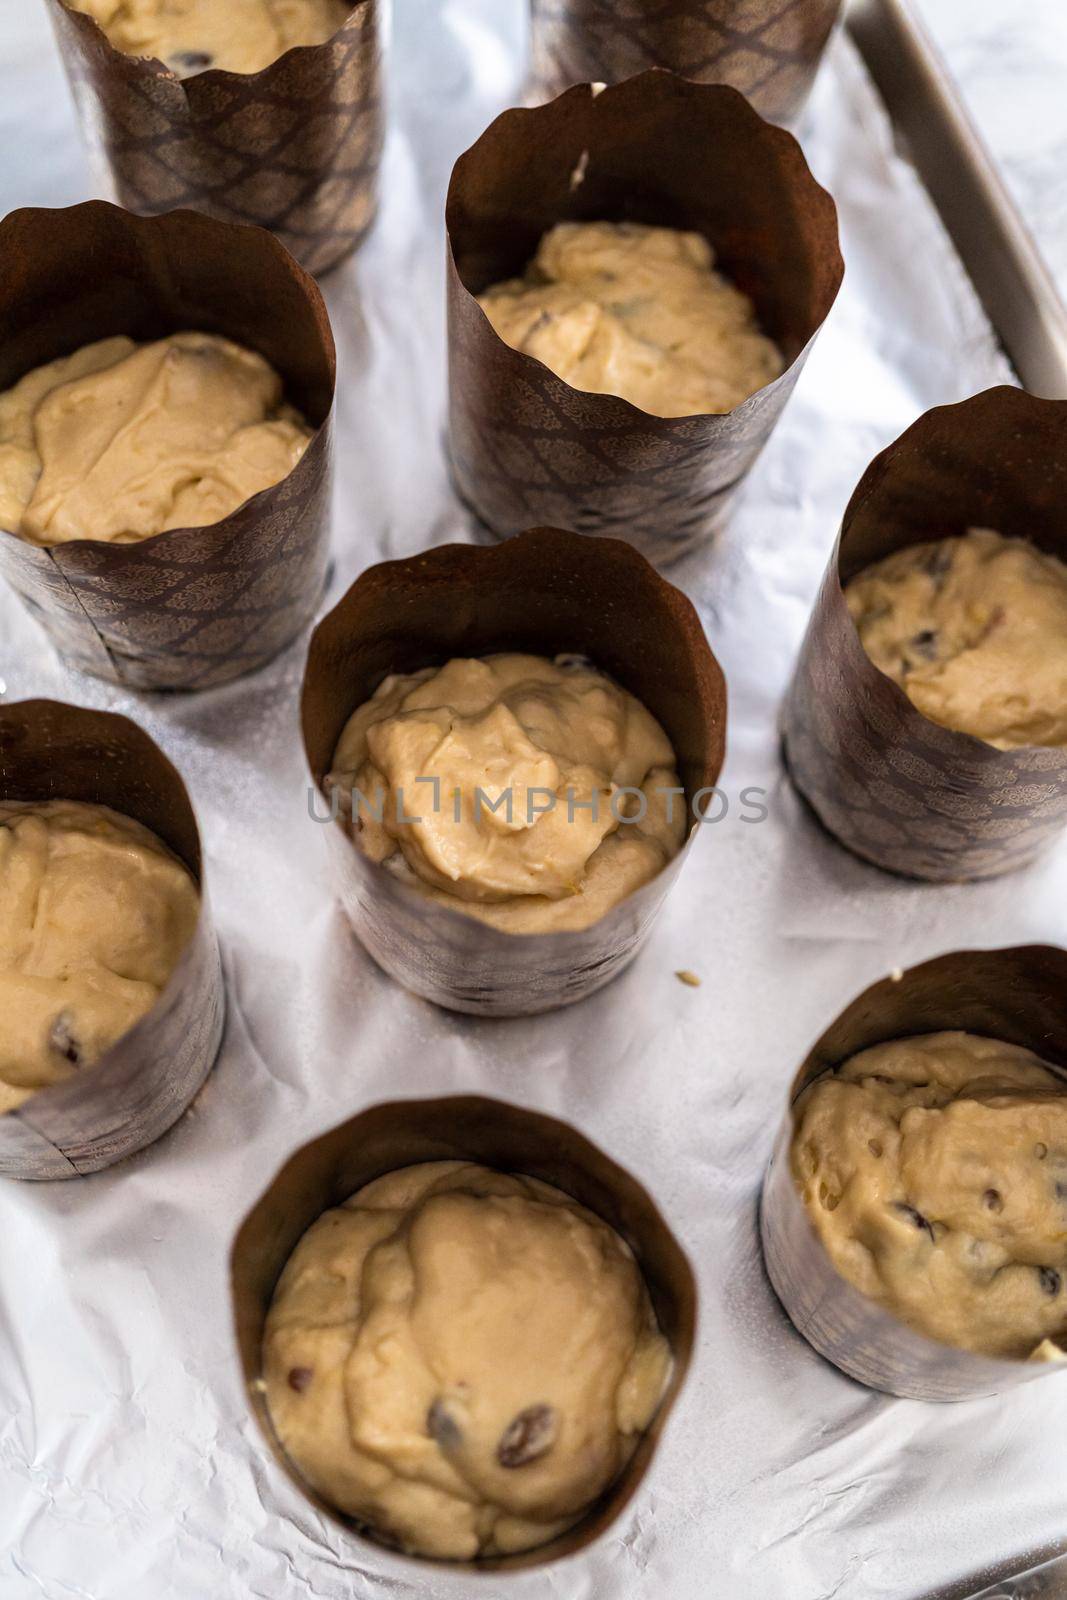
(781, 389), (1067, 881)
(0, 699), (225, 1180)
(46, 0), (383, 277)
(529, 0), (843, 123)
(761, 946), (1067, 1400)
(446, 73), (843, 565)
(232, 1096), (698, 1567)
(0, 202), (335, 693)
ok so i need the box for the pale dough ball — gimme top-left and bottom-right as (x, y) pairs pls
(0, 802), (200, 1114)
(262, 1160), (672, 1559)
(477, 220), (783, 418)
(845, 528), (1067, 750)
(792, 1031), (1067, 1358)
(0, 332), (313, 546)
(67, 0), (351, 76)
(326, 653), (687, 933)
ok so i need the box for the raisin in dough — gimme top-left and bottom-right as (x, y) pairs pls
(262, 1161), (672, 1559)
(845, 528), (1067, 750)
(67, 0), (351, 76)
(0, 333), (313, 545)
(0, 802), (200, 1114)
(477, 221), (783, 418)
(792, 1032), (1067, 1359)
(326, 653), (687, 934)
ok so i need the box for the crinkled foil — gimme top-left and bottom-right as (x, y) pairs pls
(1, 5), (1066, 1599)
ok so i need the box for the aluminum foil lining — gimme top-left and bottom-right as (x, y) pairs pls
(1, 6), (1064, 1599)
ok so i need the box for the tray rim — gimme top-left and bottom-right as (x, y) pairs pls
(846, 0), (1067, 400)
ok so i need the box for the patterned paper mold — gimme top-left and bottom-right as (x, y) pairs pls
(0, 700), (225, 1180)
(446, 72), (843, 566)
(761, 946), (1067, 1400)
(529, 0), (843, 123)
(232, 1095), (697, 1569)
(46, 0), (382, 276)
(781, 388), (1067, 881)
(301, 527), (727, 1016)
(0, 201), (335, 693)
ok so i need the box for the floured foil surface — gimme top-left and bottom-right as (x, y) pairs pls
(1, 4), (1066, 1598)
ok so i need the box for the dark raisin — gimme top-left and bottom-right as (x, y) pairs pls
(921, 543), (954, 581)
(893, 1202), (935, 1242)
(49, 1014), (82, 1067)
(426, 1398), (462, 1451)
(908, 629), (939, 661)
(983, 1188), (1003, 1213)
(497, 1404), (558, 1468)
(169, 49), (213, 73)
(287, 1366), (313, 1392)
(1039, 1268), (1062, 1297)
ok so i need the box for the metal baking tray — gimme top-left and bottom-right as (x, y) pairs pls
(847, 0), (1067, 399)
(1, 2), (1066, 1598)
(848, 7), (1067, 1594)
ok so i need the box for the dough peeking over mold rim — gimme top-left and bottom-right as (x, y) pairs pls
(326, 651), (687, 934)
(477, 221), (784, 419)
(0, 800), (200, 1114)
(63, 0), (352, 76)
(0, 332), (314, 547)
(845, 528), (1067, 751)
(262, 1159), (673, 1560)
(791, 1030), (1067, 1361)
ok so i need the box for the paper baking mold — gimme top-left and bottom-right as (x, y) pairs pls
(0, 200), (335, 692)
(760, 944), (1067, 1400)
(301, 526), (727, 1014)
(782, 388), (1067, 880)
(232, 1094), (697, 1568)
(0, 698), (225, 1179)
(446, 72), (843, 565)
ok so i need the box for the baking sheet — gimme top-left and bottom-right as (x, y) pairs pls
(1, 4), (1066, 1599)
(848, 0), (1067, 398)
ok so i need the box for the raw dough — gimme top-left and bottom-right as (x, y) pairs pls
(476, 220), (783, 418)
(791, 1031), (1067, 1359)
(0, 802), (200, 1114)
(326, 653), (687, 933)
(67, 0), (351, 76)
(845, 528), (1067, 750)
(262, 1160), (672, 1559)
(0, 333), (313, 546)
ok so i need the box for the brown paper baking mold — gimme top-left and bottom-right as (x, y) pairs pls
(0, 699), (225, 1180)
(301, 526), (727, 1015)
(231, 1094), (697, 1570)
(446, 71), (843, 567)
(760, 944), (1067, 1401)
(0, 200), (335, 694)
(529, 0), (843, 124)
(46, 0), (382, 277)
(781, 388), (1067, 881)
